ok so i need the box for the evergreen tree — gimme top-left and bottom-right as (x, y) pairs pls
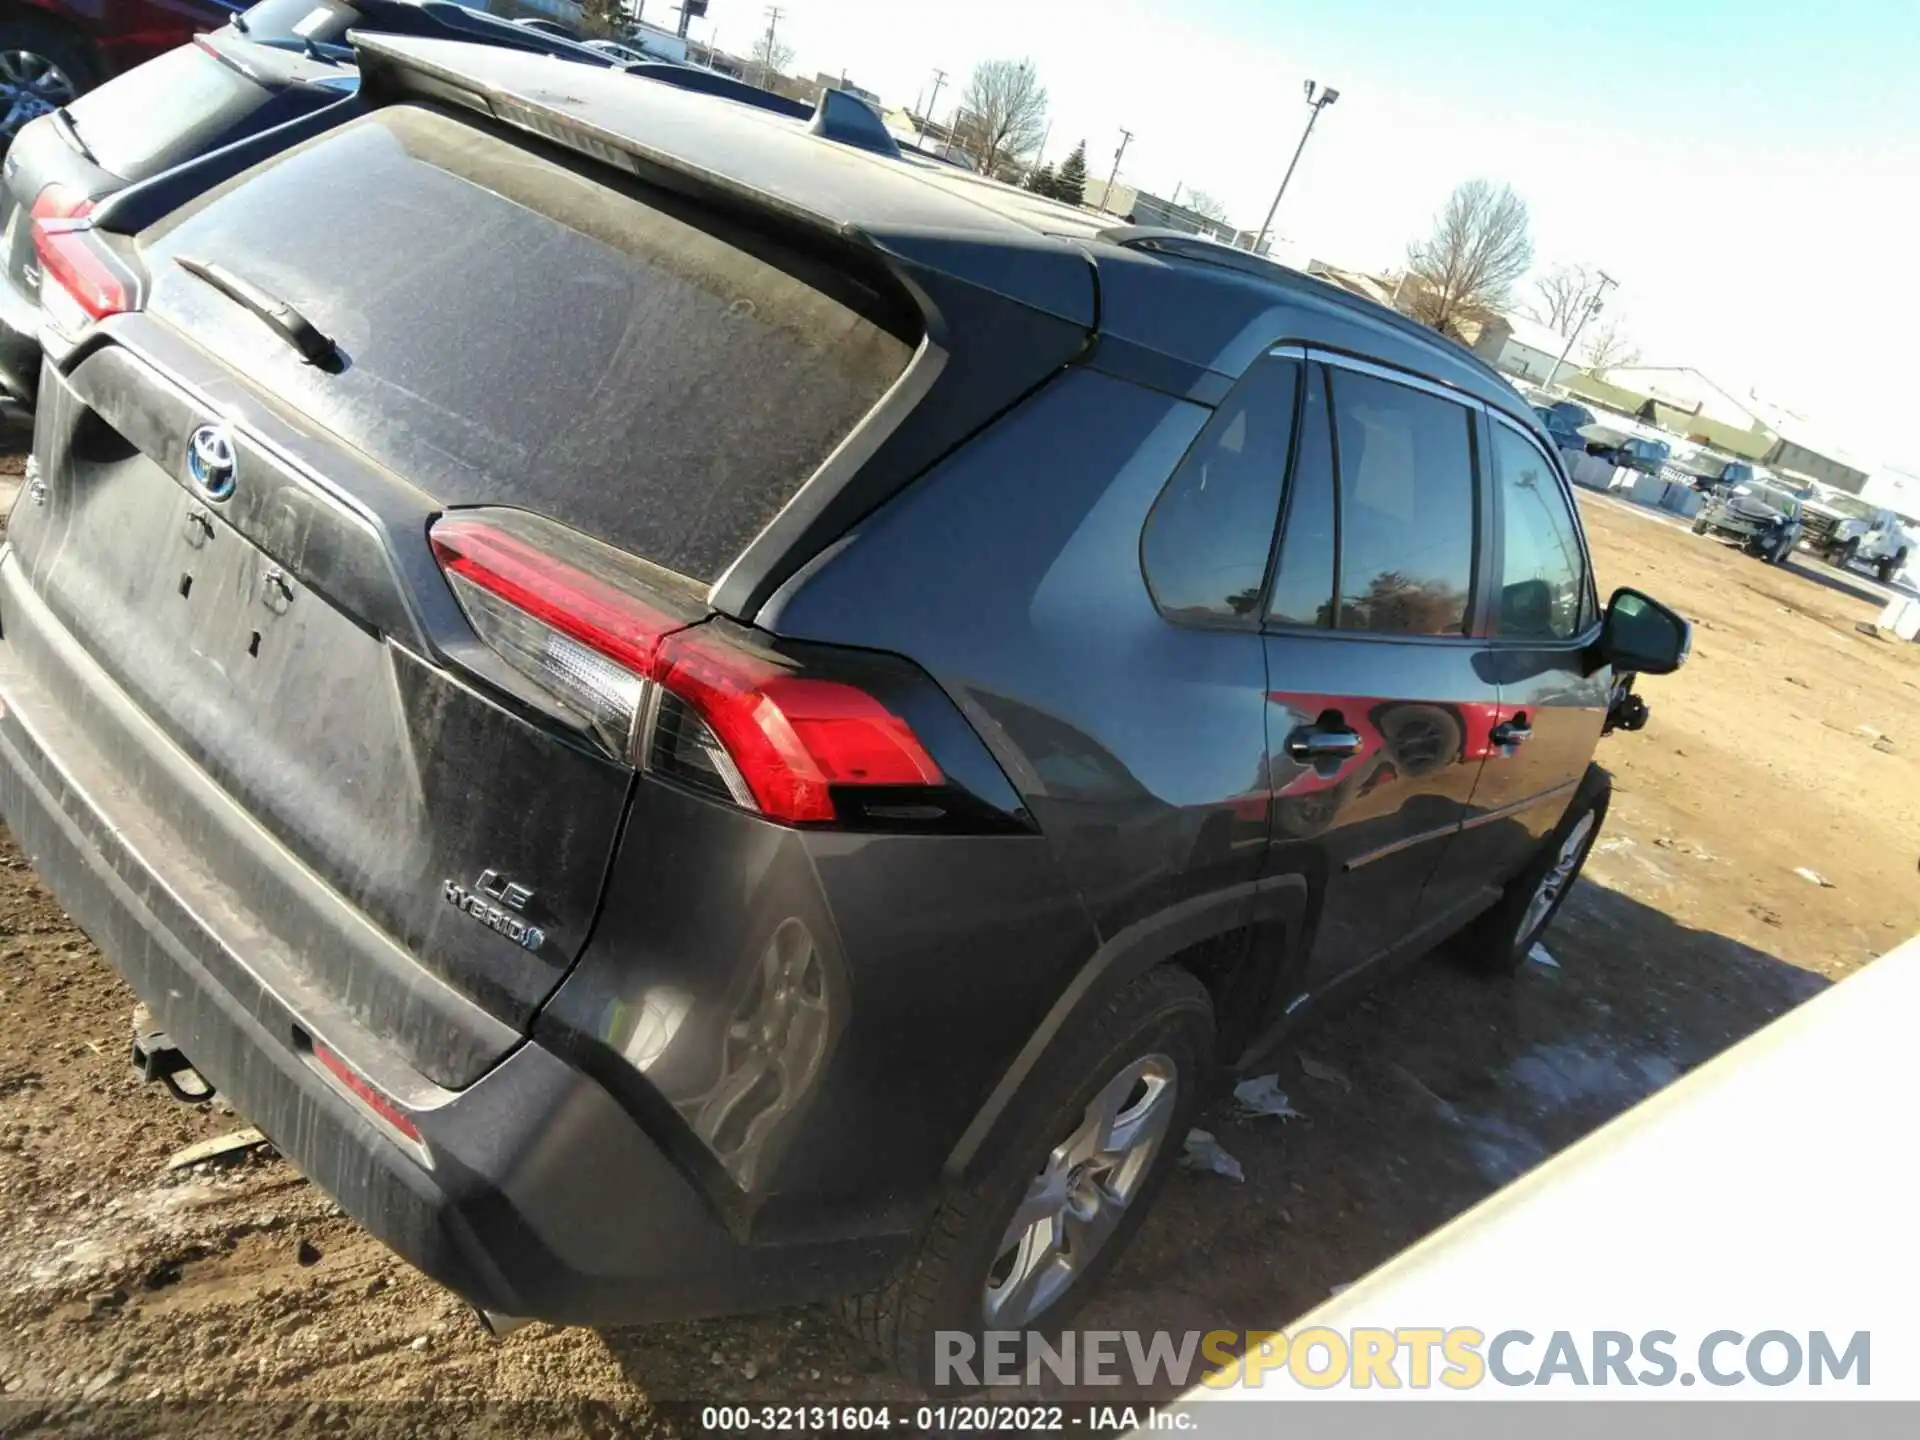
(1025, 162), (1059, 196)
(1053, 141), (1089, 205)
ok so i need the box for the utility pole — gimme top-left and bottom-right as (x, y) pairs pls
(1103, 127), (1133, 214)
(925, 67), (948, 136)
(1253, 79), (1339, 254)
(755, 5), (784, 87)
(1543, 270), (1617, 392)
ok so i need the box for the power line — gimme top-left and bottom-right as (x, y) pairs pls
(1103, 127), (1133, 213)
(755, 5), (784, 86)
(1544, 270), (1618, 392)
(925, 67), (948, 132)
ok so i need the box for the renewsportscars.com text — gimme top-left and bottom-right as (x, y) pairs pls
(935, 1328), (1871, 1390)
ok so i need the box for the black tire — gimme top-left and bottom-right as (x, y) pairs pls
(1451, 764), (1611, 975)
(1690, 517), (1710, 535)
(1879, 552), (1905, 584)
(0, 23), (99, 145)
(1838, 540), (1859, 569)
(843, 966), (1214, 1391)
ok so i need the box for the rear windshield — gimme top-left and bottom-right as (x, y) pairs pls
(140, 105), (917, 582)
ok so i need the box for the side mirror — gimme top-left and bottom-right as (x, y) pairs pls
(1602, 588), (1691, 676)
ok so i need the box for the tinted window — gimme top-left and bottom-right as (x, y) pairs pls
(1267, 364), (1338, 628)
(1142, 358), (1298, 622)
(1492, 425), (1588, 640)
(1329, 370), (1477, 636)
(141, 107), (915, 583)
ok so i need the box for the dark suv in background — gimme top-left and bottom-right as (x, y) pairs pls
(0, 35), (1688, 1387)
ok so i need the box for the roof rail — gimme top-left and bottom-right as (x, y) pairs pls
(1097, 223), (1529, 400)
(1095, 226), (1295, 283)
(808, 88), (900, 158)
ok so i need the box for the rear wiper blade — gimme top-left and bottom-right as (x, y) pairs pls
(49, 108), (98, 166)
(175, 255), (340, 368)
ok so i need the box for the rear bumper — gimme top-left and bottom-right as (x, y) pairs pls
(0, 552), (897, 1325)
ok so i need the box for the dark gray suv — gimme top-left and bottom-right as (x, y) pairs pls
(0, 36), (1688, 1387)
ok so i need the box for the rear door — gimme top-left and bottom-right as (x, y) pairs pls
(1262, 356), (1500, 1000)
(1452, 414), (1609, 887)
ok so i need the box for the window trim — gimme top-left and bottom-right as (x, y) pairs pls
(1259, 353), (1337, 631)
(1259, 350), (1485, 644)
(1483, 409), (1604, 649)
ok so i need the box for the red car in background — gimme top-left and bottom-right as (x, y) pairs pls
(0, 0), (237, 143)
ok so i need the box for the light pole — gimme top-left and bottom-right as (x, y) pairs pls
(1253, 79), (1339, 254)
(1543, 271), (1617, 392)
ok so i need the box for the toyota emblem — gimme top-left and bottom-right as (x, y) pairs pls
(185, 424), (237, 503)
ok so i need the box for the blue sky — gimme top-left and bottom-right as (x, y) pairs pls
(677, 0), (1920, 475)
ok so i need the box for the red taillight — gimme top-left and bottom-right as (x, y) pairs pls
(653, 630), (941, 822)
(32, 220), (128, 324)
(311, 1042), (422, 1144)
(432, 514), (679, 676)
(429, 513), (943, 825)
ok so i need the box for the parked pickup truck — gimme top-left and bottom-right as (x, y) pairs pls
(1798, 489), (1912, 583)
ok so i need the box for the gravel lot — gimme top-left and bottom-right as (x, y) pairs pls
(2, 463), (1914, 1425)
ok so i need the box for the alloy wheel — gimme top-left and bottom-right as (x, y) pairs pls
(0, 50), (77, 141)
(983, 1053), (1179, 1328)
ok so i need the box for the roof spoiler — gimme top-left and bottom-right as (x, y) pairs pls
(569, 60), (901, 159)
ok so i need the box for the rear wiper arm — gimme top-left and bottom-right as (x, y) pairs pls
(49, 107), (97, 166)
(175, 255), (340, 368)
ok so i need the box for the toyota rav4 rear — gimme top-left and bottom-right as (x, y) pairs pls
(0, 34), (1687, 1390)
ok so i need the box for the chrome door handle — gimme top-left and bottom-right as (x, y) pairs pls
(1491, 718), (1533, 747)
(1286, 726), (1363, 762)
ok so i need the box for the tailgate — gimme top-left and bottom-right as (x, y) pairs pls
(3, 99), (917, 1085)
(6, 345), (636, 1086)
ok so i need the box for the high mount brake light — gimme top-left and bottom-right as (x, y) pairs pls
(429, 513), (943, 824)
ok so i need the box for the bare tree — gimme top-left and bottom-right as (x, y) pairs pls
(1526, 263), (1607, 337)
(953, 59), (1049, 177)
(751, 24), (794, 82)
(1400, 180), (1534, 339)
(1184, 188), (1230, 225)
(1582, 315), (1640, 374)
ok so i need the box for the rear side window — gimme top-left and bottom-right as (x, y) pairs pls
(1141, 358), (1298, 623)
(141, 106), (916, 582)
(1491, 423), (1589, 640)
(1328, 369), (1477, 636)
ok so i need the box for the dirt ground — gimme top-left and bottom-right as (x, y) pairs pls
(2, 458), (1916, 1426)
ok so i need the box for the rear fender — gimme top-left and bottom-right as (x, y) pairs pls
(944, 873), (1307, 1180)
